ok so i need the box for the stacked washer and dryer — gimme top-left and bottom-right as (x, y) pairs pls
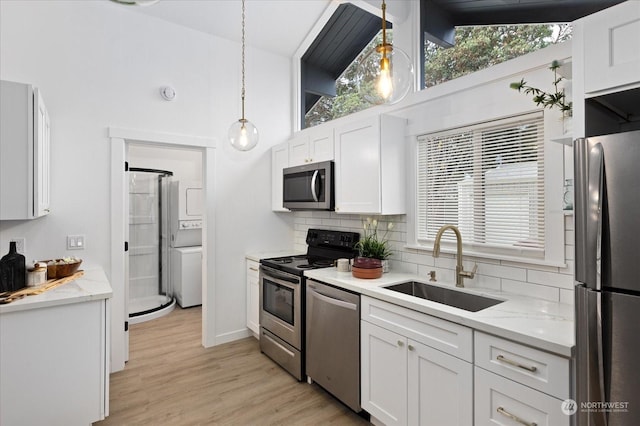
(169, 180), (203, 308)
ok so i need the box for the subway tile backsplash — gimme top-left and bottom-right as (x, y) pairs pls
(293, 211), (575, 305)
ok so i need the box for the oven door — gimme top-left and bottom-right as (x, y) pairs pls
(259, 266), (302, 350)
(283, 160), (334, 211)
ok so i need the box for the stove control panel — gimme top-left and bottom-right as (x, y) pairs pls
(306, 229), (359, 249)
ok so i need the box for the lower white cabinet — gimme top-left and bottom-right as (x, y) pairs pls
(0, 299), (109, 425)
(246, 258), (260, 336)
(361, 296), (473, 426)
(361, 320), (408, 425)
(408, 339), (473, 426)
(475, 366), (569, 426)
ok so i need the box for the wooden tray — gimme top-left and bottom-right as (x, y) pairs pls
(0, 270), (84, 304)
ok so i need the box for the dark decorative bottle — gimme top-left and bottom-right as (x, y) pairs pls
(0, 242), (26, 293)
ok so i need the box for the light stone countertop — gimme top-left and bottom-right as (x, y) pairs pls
(0, 268), (112, 314)
(304, 268), (574, 358)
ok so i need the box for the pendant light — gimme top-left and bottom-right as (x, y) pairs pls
(229, 0), (259, 151)
(357, 0), (414, 105)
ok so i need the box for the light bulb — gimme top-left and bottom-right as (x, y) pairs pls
(377, 57), (393, 100)
(229, 118), (259, 151)
(239, 124), (248, 148)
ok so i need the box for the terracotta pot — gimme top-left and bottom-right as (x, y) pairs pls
(352, 265), (383, 279)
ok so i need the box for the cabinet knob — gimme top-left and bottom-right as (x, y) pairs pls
(397, 340), (404, 347)
(408, 344), (415, 351)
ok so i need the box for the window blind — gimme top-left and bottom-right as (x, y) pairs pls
(417, 113), (545, 256)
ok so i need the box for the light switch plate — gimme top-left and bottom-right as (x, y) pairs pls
(67, 235), (85, 250)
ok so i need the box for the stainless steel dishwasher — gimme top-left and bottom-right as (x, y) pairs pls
(305, 279), (361, 412)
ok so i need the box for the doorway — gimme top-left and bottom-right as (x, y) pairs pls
(109, 128), (216, 372)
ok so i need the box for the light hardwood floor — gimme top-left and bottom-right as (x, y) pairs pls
(96, 306), (369, 425)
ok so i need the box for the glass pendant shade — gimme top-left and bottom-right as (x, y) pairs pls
(229, 118), (259, 151)
(357, 43), (414, 105)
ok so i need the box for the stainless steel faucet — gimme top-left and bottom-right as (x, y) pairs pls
(432, 225), (477, 287)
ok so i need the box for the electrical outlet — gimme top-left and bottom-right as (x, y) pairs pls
(10, 238), (26, 255)
(67, 235), (86, 250)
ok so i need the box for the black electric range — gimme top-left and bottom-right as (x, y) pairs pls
(260, 229), (360, 277)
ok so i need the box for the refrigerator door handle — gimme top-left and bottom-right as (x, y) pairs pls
(588, 143), (604, 291)
(595, 291), (609, 426)
(577, 286), (608, 426)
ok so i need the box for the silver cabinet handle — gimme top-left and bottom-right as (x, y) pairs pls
(496, 355), (537, 372)
(249, 267), (258, 271)
(397, 340), (404, 347)
(497, 407), (537, 426)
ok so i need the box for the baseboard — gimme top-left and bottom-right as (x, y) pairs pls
(215, 328), (252, 345)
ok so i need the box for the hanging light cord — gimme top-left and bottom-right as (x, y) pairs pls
(381, 0), (387, 47)
(240, 0), (246, 122)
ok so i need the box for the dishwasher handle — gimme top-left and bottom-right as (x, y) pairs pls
(308, 287), (358, 311)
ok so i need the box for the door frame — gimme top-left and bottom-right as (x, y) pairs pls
(109, 127), (216, 372)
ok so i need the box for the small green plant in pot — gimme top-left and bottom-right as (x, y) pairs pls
(510, 60), (572, 118)
(352, 218), (393, 279)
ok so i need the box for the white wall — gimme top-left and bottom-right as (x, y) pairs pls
(0, 0), (294, 369)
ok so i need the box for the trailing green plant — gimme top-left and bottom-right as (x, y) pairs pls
(355, 218), (393, 260)
(510, 60), (572, 117)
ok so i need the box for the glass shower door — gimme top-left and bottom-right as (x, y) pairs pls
(128, 168), (175, 322)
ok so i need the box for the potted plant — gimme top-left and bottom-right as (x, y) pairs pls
(510, 60), (573, 119)
(352, 218), (393, 279)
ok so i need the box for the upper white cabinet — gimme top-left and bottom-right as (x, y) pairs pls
(334, 115), (406, 215)
(583, 1), (640, 94)
(1, 80), (51, 220)
(288, 126), (334, 167)
(271, 141), (289, 212)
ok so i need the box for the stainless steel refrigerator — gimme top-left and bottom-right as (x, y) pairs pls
(574, 130), (640, 426)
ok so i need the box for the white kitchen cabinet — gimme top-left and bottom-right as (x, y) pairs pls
(408, 339), (473, 426)
(361, 320), (408, 426)
(246, 258), (260, 336)
(0, 80), (51, 220)
(0, 299), (110, 425)
(288, 126), (334, 167)
(361, 296), (473, 426)
(475, 331), (570, 399)
(271, 141), (289, 211)
(475, 367), (569, 426)
(474, 332), (570, 426)
(334, 114), (406, 214)
(583, 1), (640, 94)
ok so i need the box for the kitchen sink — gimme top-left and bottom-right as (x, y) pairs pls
(383, 281), (504, 312)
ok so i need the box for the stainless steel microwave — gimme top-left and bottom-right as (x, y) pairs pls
(283, 160), (334, 211)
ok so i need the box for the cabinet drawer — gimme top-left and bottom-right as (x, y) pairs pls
(246, 260), (259, 278)
(362, 296), (472, 362)
(475, 367), (569, 426)
(475, 331), (570, 399)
